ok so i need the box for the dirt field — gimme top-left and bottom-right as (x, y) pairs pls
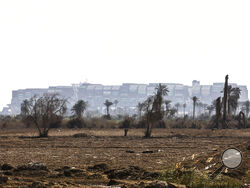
(0, 128), (249, 187)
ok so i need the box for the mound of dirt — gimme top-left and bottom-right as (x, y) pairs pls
(87, 163), (109, 172)
(1, 163), (14, 171)
(0, 176), (8, 184)
(105, 166), (161, 180)
(107, 179), (120, 186)
(16, 162), (48, 171)
(29, 181), (47, 188)
(13, 162), (49, 177)
(87, 173), (103, 179)
(55, 166), (87, 177)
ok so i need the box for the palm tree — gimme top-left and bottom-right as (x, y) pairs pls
(197, 102), (203, 116)
(155, 83), (169, 96)
(228, 87), (241, 115)
(144, 83), (169, 138)
(71, 100), (88, 119)
(164, 100), (171, 118)
(191, 96), (199, 120)
(21, 99), (31, 127)
(183, 103), (186, 117)
(104, 99), (113, 117)
(21, 99), (30, 116)
(165, 100), (171, 109)
(137, 102), (145, 119)
(243, 100), (250, 118)
(169, 108), (177, 118)
(227, 85), (233, 114)
(114, 99), (119, 114)
(202, 103), (208, 114)
(151, 83), (169, 116)
(154, 84), (169, 110)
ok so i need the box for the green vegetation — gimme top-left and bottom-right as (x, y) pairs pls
(141, 83), (168, 137)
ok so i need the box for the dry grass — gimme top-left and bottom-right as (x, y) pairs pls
(1, 127), (250, 138)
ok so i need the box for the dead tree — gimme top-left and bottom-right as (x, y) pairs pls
(214, 97), (221, 129)
(222, 75), (229, 129)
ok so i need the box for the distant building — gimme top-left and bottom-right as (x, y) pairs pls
(5, 81), (249, 115)
(0, 106), (11, 115)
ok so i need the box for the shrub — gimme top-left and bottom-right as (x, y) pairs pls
(155, 120), (166, 128)
(134, 119), (147, 128)
(102, 114), (111, 120)
(49, 116), (63, 128)
(66, 118), (86, 129)
(85, 118), (119, 129)
(73, 133), (87, 138)
(119, 116), (134, 129)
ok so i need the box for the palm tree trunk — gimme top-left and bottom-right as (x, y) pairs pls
(107, 107), (109, 116)
(223, 75), (229, 128)
(193, 102), (195, 120)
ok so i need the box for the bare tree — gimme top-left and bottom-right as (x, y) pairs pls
(20, 93), (67, 137)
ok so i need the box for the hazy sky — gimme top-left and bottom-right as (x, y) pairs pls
(0, 0), (250, 110)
